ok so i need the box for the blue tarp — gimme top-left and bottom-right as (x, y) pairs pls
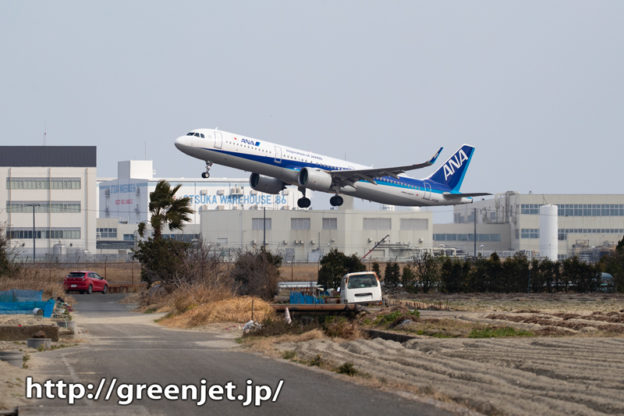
(289, 292), (325, 305)
(0, 290), (43, 302)
(0, 299), (54, 318)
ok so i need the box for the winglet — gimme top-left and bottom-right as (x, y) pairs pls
(429, 147), (443, 165)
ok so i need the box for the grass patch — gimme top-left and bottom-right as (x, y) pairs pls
(469, 326), (534, 338)
(48, 343), (76, 351)
(247, 317), (318, 337)
(309, 354), (322, 367)
(337, 362), (357, 376)
(154, 311), (174, 322)
(22, 353), (30, 369)
(322, 316), (360, 339)
(415, 330), (456, 338)
(144, 307), (157, 314)
(373, 309), (420, 327)
(282, 350), (296, 360)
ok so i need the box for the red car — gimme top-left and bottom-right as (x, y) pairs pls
(64, 271), (109, 294)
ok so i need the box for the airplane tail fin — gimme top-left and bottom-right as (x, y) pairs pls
(426, 145), (475, 192)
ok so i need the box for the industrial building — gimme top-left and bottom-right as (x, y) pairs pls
(438, 192), (624, 261)
(199, 205), (432, 262)
(0, 146), (97, 259)
(98, 160), (298, 224)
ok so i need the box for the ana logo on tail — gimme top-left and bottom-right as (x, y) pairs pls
(443, 149), (468, 180)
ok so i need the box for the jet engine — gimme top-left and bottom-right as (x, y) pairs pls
(298, 168), (333, 192)
(249, 173), (285, 194)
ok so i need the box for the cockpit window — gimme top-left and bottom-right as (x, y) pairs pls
(186, 132), (194, 136)
(200, 133), (205, 138)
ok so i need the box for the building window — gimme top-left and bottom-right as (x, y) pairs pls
(7, 228), (80, 239)
(557, 228), (624, 240)
(6, 201), (81, 213)
(400, 218), (427, 230)
(520, 204), (541, 214)
(7, 178), (81, 190)
(291, 218), (310, 230)
(363, 218), (391, 230)
(252, 218), (271, 230)
(434, 233), (500, 242)
(521, 228), (539, 239)
(123, 234), (135, 241)
(96, 228), (117, 239)
(558, 203), (624, 217)
(522, 203), (624, 217)
(322, 217), (337, 230)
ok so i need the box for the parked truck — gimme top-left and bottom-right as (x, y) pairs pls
(339, 271), (383, 305)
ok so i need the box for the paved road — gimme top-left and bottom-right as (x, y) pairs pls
(24, 294), (454, 415)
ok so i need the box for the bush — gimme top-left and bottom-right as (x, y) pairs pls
(384, 262), (401, 288)
(317, 249), (365, 290)
(413, 253), (439, 293)
(337, 362), (357, 376)
(232, 250), (281, 300)
(401, 265), (417, 292)
(133, 238), (189, 287)
(322, 316), (360, 339)
(0, 227), (19, 277)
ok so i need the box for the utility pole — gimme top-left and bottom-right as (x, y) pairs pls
(25, 204), (40, 263)
(262, 207), (266, 250)
(473, 207), (477, 258)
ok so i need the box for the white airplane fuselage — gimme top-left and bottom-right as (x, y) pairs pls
(175, 128), (477, 207)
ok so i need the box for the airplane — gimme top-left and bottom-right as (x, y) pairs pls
(174, 128), (490, 208)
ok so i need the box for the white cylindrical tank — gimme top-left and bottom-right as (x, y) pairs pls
(539, 205), (558, 261)
(52, 243), (66, 257)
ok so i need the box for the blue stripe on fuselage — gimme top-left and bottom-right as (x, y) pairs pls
(205, 148), (454, 195)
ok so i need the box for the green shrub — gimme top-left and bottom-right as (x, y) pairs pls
(469, 327), (534, 338)
(337, 362), (357, 376)
(282, 350), (296, 360)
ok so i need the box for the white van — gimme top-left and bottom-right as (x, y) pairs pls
(340, 271), (382, 305)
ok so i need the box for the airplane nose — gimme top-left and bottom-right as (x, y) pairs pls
(175, 136), (191, 151)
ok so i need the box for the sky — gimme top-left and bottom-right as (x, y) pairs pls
(1, 1), (623, 219)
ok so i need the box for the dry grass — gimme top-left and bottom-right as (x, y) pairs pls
(19, 262), (141, 284)
(0, 267), (67, 300)
(159, 296), (274, 328)
(242, 329), (326, 358)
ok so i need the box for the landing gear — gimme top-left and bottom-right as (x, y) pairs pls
(330, 195), (344, 207)
(201, 161), (213, 178)
(297, 187), (311, 208)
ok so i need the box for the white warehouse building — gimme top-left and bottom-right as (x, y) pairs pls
(0, 146), (97, 259)
(98, 160), (299, 225)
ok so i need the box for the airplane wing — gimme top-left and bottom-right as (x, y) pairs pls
(328, 147), (443, 186)
(443, 192), (491, 199)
